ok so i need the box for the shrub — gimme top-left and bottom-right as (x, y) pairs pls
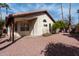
(44, 43), (79, 56)
(75, 23), (79, 33)
(52, 20), (67, 33)
(0, 20), (4, 29)
(42, 33), (52, 37)
(0, 20), (5, 37)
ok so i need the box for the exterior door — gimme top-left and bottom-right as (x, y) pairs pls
(49, 23), (52, 33)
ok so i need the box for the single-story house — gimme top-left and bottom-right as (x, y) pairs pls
(6, 10), (55, 41)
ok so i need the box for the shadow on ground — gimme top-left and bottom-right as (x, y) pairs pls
(63, 33), (79, 41)
(0, 36), (24, 51)
(43, 43), (79, 56)
(0, 39), (9, 44)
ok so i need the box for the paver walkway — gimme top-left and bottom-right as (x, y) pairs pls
(0, 33), (79, 56)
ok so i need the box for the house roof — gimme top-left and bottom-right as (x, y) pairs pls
(10, 10), (55, 22)
(6, 10), (55, 26)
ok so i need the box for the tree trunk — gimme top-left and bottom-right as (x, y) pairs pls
(6, 7), (8, 16)
(61, 3), (64, 21)
(68, 3), (71, 32)
(0, 7), (2, 20)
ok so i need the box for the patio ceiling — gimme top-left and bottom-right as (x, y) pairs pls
(14, 17), (37, 23)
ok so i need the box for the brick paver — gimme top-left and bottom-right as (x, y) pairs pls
(0, 33), (79, 56)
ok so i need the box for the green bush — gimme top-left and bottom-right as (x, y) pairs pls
(42, 33), (52, 37)
(71, 23), (79, 34)
(0, 20), (5, 37)
(0, 20), (4, 29)
(52, 20), (68, 32)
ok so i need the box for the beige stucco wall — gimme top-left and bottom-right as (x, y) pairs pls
(30, 13), (54, 36)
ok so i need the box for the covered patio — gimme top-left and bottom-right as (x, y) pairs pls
(6, 14), (37, 42)
(14, 17), (37, 36)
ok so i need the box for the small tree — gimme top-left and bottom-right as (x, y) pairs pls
(0, 20), (4, 29)
(52, 20), (68, 33)
(75, 23), (79, 33)
(77, 9), (79, 23)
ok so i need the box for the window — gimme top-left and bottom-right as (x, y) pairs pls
(25, 25), (29, 31)
(43, 19), (47, 22)
(20, 24), (29, 31)
(44, 24), (47, 27)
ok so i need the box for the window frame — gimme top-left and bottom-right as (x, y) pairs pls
(20, 23), (29, 31)
(44, 24), (47, 27)
(43, 19), (47, 22)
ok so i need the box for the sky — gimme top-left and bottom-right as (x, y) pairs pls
(1, 3), (79, 25)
